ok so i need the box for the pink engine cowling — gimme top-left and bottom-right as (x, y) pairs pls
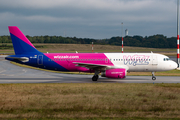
(101, 68), (126, 78)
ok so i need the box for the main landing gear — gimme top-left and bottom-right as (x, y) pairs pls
(152, 72), (156, 80)
(92, 71), (99, 81)
(92, 75), (99, 81)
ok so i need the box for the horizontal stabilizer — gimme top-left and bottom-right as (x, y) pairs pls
(5, 56), (29, 62)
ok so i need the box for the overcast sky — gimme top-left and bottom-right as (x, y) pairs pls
(0, 0), (178, 39)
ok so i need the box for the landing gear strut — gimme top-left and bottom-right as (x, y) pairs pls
(152, 72), (156, 80)
(92, 71), (99, 81)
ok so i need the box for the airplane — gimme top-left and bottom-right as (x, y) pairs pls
(5, 26), (178, 81)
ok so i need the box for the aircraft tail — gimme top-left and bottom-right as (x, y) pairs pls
(8, 26), (41, 55)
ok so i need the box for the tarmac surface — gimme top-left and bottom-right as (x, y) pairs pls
(0, 58), (180, 84)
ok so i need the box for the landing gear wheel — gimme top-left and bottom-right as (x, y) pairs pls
(92, 75), (99, 81)
(92, 70), (99, 81)
(151, 72), (156, 81)
(152, 76), (156, 80)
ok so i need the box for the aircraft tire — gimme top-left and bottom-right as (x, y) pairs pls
(92, 75), (98, 81)
(152, 76), (156, 80)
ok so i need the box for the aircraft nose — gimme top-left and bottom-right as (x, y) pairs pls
(171, 61), (178, 69)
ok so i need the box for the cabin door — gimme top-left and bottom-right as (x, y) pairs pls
(38, 55), (43, 65)
(152, 55), (158, 65)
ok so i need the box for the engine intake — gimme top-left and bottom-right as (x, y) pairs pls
(101, 68), (126, 78)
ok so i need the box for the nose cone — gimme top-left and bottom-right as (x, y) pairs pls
(171, 61), (178, 70)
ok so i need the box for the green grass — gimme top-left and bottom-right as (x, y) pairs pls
(0, 43), (177, 56)
(1, 83), (180, 119)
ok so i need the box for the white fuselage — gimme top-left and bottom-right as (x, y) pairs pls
(104, 53), (177, 72)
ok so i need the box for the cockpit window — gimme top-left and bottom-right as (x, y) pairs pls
(163, 58), (171, 61)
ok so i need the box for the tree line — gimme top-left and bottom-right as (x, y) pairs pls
(0, 34), (177, 48)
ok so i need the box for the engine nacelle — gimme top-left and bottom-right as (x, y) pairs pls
(101, 68), (126, 79)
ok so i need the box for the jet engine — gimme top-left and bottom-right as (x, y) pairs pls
(101, 68), (126, 78)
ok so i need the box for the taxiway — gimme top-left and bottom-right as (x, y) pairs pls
(0, 59), (179, 83)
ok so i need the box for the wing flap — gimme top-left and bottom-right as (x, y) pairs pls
(73, 62), (110, 70)
(73, 62), (128, 71)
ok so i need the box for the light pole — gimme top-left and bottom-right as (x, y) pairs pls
(92, 42), (93, 53)
(177, 0), (180, 68)
(121, 22), (123, 53)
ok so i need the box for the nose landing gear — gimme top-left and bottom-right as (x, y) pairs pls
(152, 72), (156, 80)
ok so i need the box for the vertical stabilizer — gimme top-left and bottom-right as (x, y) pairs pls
(8, 26), (40, 55)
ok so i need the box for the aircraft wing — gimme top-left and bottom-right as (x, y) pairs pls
(73, 62), (128, 71)
(73, 62), (112, 70)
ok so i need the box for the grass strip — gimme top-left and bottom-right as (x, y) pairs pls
(0, 83), (180, 119)
(0, 43), (177, 56)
